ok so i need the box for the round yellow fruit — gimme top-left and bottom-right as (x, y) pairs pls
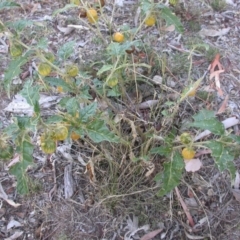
(107, 78), (118, 87)
(52, 125), (68, 141)
(70, 0), (80, 5)
(10, 44), (23, 57)
(71, 131), (81, 141)
(182, 148), (195, 160)
(40, 134), (56, 154)
(57, 86), (64, 93)
(112, 32), (124, 43)
(180, 132), (192, 145)
(144, 15), (156, 26)
(169, 0), (178, 6)
(66, 64), (79, 77)
(86, 8), (98, 24)
(38, 63), (52, 76)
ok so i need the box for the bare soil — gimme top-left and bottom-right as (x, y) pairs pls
(1, 0), (240, 240)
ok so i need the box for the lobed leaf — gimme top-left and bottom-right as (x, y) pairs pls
(157, 152), (184, 196)
(6, 19), (34, 32)
(44, 77), (71, 91)
(10, 141), (33, 194)
(189, 109), (225, 135)
(86, 120), (119, 143)
(59, 97), (79, 115)
(150, 146), (172, 157)
(57, 41), (75, 60)
(36, 38), (48, 49)
(0, 1), (21, 10)
(4, 56), (28, 96)
(80, 102), (97, 122)
(20, 80), (40, 107)
(206, 140), (235, 177)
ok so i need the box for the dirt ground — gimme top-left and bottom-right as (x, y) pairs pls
(1, 0), (240, 239)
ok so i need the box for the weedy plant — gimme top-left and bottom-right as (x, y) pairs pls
(0, 0), (239, 200)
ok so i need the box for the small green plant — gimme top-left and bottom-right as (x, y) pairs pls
(210, 0), (226, 11)
(151, 109), (240, 196)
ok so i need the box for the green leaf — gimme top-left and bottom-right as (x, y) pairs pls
(179, 75), (205, 102)
(57, 41), (75, 60)
(16, 116), (38, 132)
(107, 41), (139, 57)
(150, 146), (172, 157)
(53, 4), (78, 16)
(6, 19), (34, 32)
(10, 141), (33, 194)
(65, 98), (79, 115)
(140, 0), (153, 13)
(44, 77), (71, 91)
(165, 128), (177, 146)
(229, 134), (240, 144)
(45, 115), (64, 124)
(0, 1), (21, 10)
(107, 85), (121, 97)
(189, 109), (225, 135)
(97, 64), (113, 76)
(157, 152), (184, 196)
(36, 38), (48, 49)
(20, 79), (40, 106)
(4, 56), (28, 96)
(80, 103), (97, 122)
(206, 140), (235, 177)
(161, 7), (184, 33)
(86, 120), (119, 143)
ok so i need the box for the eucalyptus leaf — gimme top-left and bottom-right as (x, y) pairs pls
(161, 7), (184, 33)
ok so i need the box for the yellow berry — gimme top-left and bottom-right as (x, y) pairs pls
(38, 63), (52, 76)
(52, 125), (68, 141)
(57, 86), (64, 93)
(40, 133), (56, 154)
(182, 148), (195, 160)
(71, 131), (81, 141)
(87, 8), (98, 24)
(169, 0), (178, 6)
(180, 132), (192, 145)
(70, 0), (80, 5)
(144, 15), (156, 26)
(66, 64), (79, 77)
(107, 78), (118, 87)
(10, 44), (23, 58)
(112, 32), (124, 43)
